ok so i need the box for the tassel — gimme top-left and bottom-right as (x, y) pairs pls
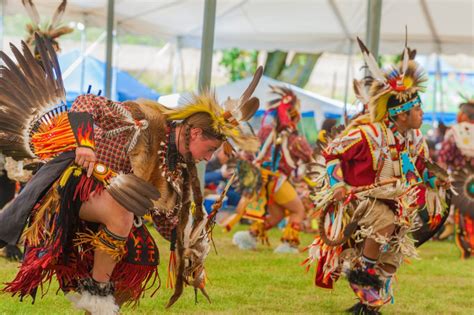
(22, 185), (60, 247)
(166, 228), (178, 289)
(166, 251), (177, 289)
(280, 223), (301, 247)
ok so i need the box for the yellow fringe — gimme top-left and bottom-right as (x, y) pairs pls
(166, 251), (177, 289)
(250, 221), (269, 246)
(280, 224), (301, 246)
(22, 183), (60, 247)
(75, 228), (127, 262)
(59, 165), (83, 187)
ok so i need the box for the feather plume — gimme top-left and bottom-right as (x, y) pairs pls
(353, 79), (370, 104)
(401, 47), (409, 77)
(239, 66), (263, 105)
(224, 66), (263, 122)
(106, 173), (161, 216)
(0, 36), (66, 159)
(50, 0), (67, 29)
(23, 0), (73, 53)
(22, 0), (40, 27)
(238, 97), (259, 121)
(356, 37), (386, 84)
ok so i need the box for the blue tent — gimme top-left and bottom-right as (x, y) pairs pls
(58, 50), (160, 104)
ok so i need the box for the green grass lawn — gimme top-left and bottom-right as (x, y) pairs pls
(0, 225), (473, 314)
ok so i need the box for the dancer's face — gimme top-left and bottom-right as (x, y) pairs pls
(405, 105), (424, 129)
(188, 128), (222, 162)
(396, 105), (424, 131)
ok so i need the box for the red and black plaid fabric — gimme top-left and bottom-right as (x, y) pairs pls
(152, 211), (179, 241)
(71, 94), (133, 173)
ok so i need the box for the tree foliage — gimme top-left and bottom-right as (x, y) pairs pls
(219, 48), (259, 82)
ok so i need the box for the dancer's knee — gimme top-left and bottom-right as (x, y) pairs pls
(105, 209), (134, 237)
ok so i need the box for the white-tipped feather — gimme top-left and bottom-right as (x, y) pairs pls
(363, 52), (385, 83)
(357, 37), (386, 84)
(401, 47), (409, 76)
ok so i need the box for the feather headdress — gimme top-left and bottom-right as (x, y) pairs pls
(356, 37), (427, 122)
(266, 85), (301, 131)
(23, 0), (73, 52)
(162, 66), (263, 152)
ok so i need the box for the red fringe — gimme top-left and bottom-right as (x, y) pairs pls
(74, 174), (104, 202)
(315, 253), (335, 289)
(3, 241), (160, 305)
(4, 172), (157, 305)
(112, 261), (160, 305)
(3, 247), (55, 301)
(3, 237), (92, 301)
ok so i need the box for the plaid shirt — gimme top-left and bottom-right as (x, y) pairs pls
(152, 211), (179, 241)
(71, 94), (180, 240)
(71, 94), (133, 173)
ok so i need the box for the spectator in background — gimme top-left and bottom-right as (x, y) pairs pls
(205, 148), (241, 207)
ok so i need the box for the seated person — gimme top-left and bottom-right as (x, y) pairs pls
(205, 148), (241, 208)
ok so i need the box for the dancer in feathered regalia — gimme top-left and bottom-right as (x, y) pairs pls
(230, 86), (313, 253)
(0, 33), (262, 314)
(438, 96), (474, 258)
(303, 38), (450, 314)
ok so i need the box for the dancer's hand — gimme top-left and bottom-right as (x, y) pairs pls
(333, 186), (347, 201)
(75, 147), (97, 178)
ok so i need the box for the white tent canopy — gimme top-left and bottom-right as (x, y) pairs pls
(158, 75), (346, 128)
(4, 0), (474, 55)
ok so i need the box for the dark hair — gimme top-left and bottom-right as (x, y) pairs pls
(387, 92), (419, 120)
(460, 102), (474, 120)
(183, 112), (226, 141)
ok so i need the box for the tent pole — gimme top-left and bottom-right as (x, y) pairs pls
(343, 40), (354, 125)
(365, 0), (382, 59)
(79, 15), (87, 95)
(178, 37), (186, 91)
(198, 0), (216, 92)
(432, 54), (438, 126)
(172, 38), (178, 93)
(436, 54), (444, 115)
(63, 31), (107, 80)
(172, 37), (186, 93)
(197, 0), (217, 191)
(0, 0), (4, 56)
(105, 0), (115, 98)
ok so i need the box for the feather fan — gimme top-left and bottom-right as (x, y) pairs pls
(0, 34), (66, 159)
